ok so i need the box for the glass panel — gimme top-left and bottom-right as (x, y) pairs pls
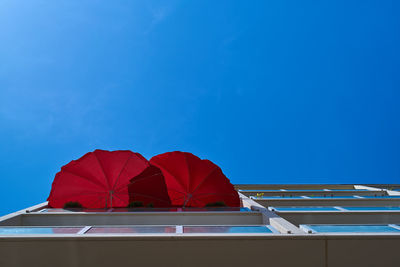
(86, 226), (176, 234)
(271, 207), (340, 211)
(240, 190), (286, 192)
(328, 189), (367, 191)
(361, 196), (400, 198)
(79, 209), (109, 212)
(42, 207), (250, 213)
(243, 190), (332, 193)
(42, 208), (108, 213)
(182, 207), (250, 212)
(111, 208), (179, 212)
(183, 226), (273, 233)
(282, 190), (332, 192)
(41, 209), (68, 212)
(307, 196), (360, 199)
(42, 208), (181, 212)
(0, 227), (81, 235)
(304, 224), (400, 233)
(252, 196), (305, 199)
(344, 207), (400, 211)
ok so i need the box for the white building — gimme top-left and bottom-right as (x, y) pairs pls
(1, 184), (400, 266)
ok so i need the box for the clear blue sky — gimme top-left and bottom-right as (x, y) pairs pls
(1, 0), (399, 215)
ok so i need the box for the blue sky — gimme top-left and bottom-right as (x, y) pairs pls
(1, 0), (399, 215)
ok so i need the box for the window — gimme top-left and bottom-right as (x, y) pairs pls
(86, 226), (176, 234)
(300, 224), (400, 233)
(0, 227), (82, 235)
(183, 225), (277, 234)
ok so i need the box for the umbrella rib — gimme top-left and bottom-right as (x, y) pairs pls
(154, 165), (187, 194)
(165, 187), (187, 195)
(169, 194), (186, 202)
(130, 172), (159, 183)
(117, 169), (158, 186)
(61, 170), (107, 192)
(94, 152), (111, 190)
(113, 169), (161, 193)
(184, 154), (191, 194)
(190, 166), (219, 195)
(165, 188), (188, 206)
(112, 155), (132, 191)
(162, 187), (187, 203)
(110, 193), (128, 205)
(84, 194), (108, 209)
(55, 191), (106, 197)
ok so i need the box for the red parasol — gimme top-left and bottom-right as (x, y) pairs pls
(128, 165), (171, 207)
(149, 151), (240, 207)
(47, 149), (171, 209)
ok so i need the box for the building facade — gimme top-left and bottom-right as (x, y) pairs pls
(1, 184), (400, 266)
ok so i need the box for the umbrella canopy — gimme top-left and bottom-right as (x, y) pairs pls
(149, 151), (240, 207)
(47, 149), (171, 209)
(128, 165), (171, 207)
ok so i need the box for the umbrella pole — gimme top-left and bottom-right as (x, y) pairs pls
(110, 191), (113, 208)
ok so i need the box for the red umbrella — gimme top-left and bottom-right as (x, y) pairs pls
(128, 165), (171, 207)
(149, 151), (240, 207)
(47, 149), (171, 209)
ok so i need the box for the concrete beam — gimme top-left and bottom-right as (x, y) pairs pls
(0, 202), (47, 225)
(239, 193), (303, 234)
